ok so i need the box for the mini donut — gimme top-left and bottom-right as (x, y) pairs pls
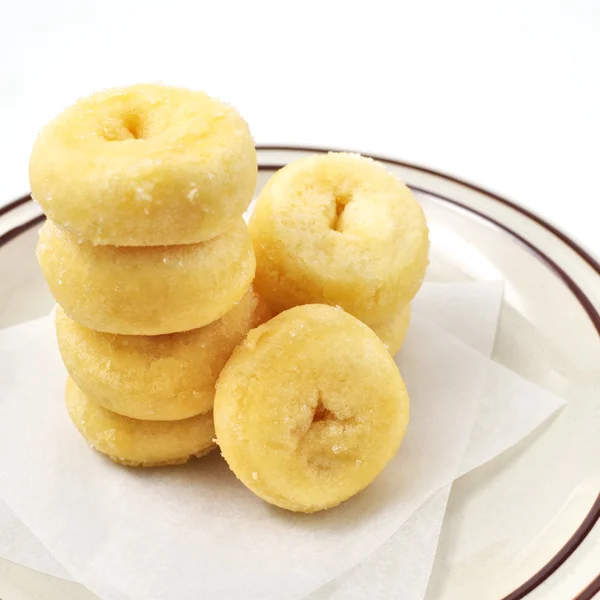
(56, 290), (271, 421)
(214, 304), (409, 513)
(30, 84), (257, 246)
(37, 219), (255, 335)
(249, 152), (429, 323)
(65, 377), (216, 467)
(370, 303), (411, 356)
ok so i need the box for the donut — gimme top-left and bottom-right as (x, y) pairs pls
(214, 304), (409, 513)
(56, 290), (271, 421)
(249, 152), (429, 323)
(65, 377), (216, 467)
(370, 303), (411, 356)
(37, 219), (255, 335)
(30, 84), (257, 246)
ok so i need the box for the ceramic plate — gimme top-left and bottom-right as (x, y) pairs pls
(0, 146), (599, 600)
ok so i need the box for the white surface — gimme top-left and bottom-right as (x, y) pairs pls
(0, 283), (564, 600)
(1, 0), (599, 255)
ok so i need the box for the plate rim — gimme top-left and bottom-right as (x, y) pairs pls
(1, 145), (598, 600)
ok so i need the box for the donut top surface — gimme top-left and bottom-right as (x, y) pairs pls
(30, 84), (257, 246)
(249, 153), (429, 321)
(253, 152), (427, 244)
(214, 304), (409, 512)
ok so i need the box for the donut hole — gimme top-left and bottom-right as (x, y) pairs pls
(312, 400), (336, 423)
(102, 111), (148, 141)
(302, 411), (362, 472)
(292, 395), (340, 445)
(331, 192), (352, 232)
(122, 112), (145, 139)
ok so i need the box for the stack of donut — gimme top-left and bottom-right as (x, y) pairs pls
(31, 84), (267, 467)
(30, 85), (428, 513)
(214, 153), (429, 512)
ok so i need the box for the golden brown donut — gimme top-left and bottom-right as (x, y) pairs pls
(65, 377), (216, 467)
(56, 290), (271, 421)
(249, 152), (429, 323)
(37, 219), (255, 335)
(214, 304), (409, 513)
(30, 84), (257, 246)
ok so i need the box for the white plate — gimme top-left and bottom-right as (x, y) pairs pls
(0, 147), (598, 600)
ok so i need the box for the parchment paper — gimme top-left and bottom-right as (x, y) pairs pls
(0, 282), (565, 600)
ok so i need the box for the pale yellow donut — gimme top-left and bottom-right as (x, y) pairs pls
(56, 291), (271, 421)
(65, 378), (216, 467)
(37, 219), (255, 335)
(214, 304), (409, 513)
(249, 152), (429, 323)
(370, 303), (411, 356)
(30, 84), (257, 246)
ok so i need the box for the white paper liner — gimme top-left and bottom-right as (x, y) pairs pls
(0, 282), (565, 600)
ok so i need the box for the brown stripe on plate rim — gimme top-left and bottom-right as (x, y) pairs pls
(574, 571), (600, 600)
(0, 213), (45, 247)
(0, 194), (34, 218)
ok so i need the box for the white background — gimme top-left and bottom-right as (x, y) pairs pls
(1, 0), (598, 254)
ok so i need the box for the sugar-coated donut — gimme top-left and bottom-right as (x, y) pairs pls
(214, 304), (409, 513)
(370, 303), (411, 356)
(56, 291), (271, 421)
(37, 219), (255, 335)
(65, 378), (216, 467)
(249, 153), (429, 323)
(30, 84), (257, 246)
